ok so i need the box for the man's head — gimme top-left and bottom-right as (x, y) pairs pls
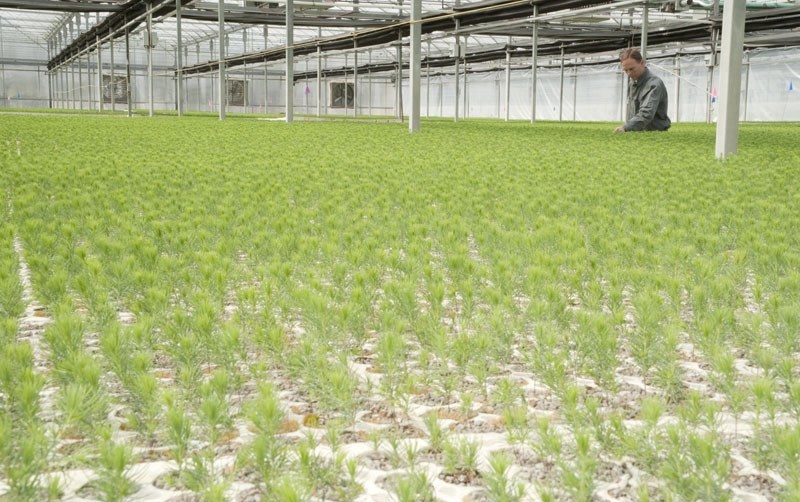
(620, 48), (647, 81)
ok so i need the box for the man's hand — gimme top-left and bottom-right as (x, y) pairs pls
(614, 125), (626, 133)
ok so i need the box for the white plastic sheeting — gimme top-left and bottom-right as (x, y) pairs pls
(400, 47), (800, 122)
(745, 48), (800, 121)
(3, 45), (800, 120)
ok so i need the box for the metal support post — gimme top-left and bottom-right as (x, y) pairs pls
(285, 0), (294, 122)
(344, 54), (349, 115)
(396, 32), (402, 121)
(572, 65), (578, 120)
(125, 20), (132, 116)
(176, 0), (183, 116)
(462, 35), (468, 118)
(504, 36), (511, 121)
(368, 50), (372, 116)
(218, 0), (226, 120)
(454, 20), (460, 122)
(70, 60), (76, 109)
(558, 47), (565, 121)
(264, 62), (269, 113)
(409, 0), (421, 132)
(0, 17), (5, 108)
(316, 27), (321, 117)
(303, 59), (308, 114)
(69, 18), (75, 109)
(97, 34), (103, 111)
(147, 5), (154, 116)
(243, 30), (248, 112)
(47, 40), (53, 108)
(264, 26), (268, 113)
(353, 41), (358, 117)
(531, 5), (538, 123)
(640, 2), (649, 60)
(706, 27), (719, 124)
(323, 55), (328, 115)
(110, 30), (116, 112)
(674, 54), (680, 122)
(743, 51), (750, 121)
(715, 0), (746, 159)
(426, 38), (431, 118)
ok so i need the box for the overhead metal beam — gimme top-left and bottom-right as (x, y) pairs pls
(48, 0), (614, 71)
(0, 0), (122, 12)
(45, 0), (800, 79)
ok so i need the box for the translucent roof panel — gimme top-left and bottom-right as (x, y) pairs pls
(3, 0), (800, 70)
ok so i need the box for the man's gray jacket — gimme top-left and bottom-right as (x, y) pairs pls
(624, 68), (671, 132)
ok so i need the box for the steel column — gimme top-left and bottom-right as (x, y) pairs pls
(715, 0), (746, 159)
(97, 34), (103, 111)
(48, 40), (53, 108)
(558, 47), (565, 121)
(572, 65), (577, 120)
(674, 54), (680, 122)
(110, 29), (115, 112)
(462, 35), (468, 118)
(243, 30), (249, 112)
(285, 0), (294, 122)
(743, 51), (750, 121)
(504, 36), (511, 121)
(176, 0), (183, 116)
(454, 20), (459, 122)
(426, 38), (430, 118)
(125, 21), (132, 116)
(368, 50), (372, 116)
(531, 4), (538, 124)
(353, 41), (358, 117)
(264, 25), (269, 113)
(706, 27), (719, 124)
(409, 0), (421, 132)
(70, 57), (76, 109)
(396, 32), (402, 120)
(316, 27), (321, 117)
(147, 5), (154, 116)
(69, 18), (75, 109)
(640, 3), (648, 60)
(218, 0), (225, 120)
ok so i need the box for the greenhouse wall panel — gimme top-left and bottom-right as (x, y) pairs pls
(1, 64), (49, 108)
(3, 43), (800, 120)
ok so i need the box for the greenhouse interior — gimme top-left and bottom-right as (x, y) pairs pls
(2, 0), (800, 501)
(0, 0), (799, 121)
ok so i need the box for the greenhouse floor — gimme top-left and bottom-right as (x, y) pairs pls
(2, 113), (799, 501)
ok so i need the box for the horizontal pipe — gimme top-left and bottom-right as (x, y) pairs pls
(692, 0), (796, 8)
(0, 0), (122, 11)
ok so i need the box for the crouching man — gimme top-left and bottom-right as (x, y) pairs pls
(615, 48), (671, 133)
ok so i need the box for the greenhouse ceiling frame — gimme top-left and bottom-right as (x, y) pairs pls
(246, 3), (800, 82)
(0, 0), (792, 73)
(177, 2), (800, 78)
(44, 0), (629, 70)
